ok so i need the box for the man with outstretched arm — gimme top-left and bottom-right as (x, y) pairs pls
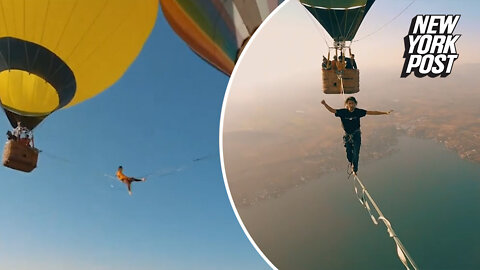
(321, 97), (392, 174)
(116, 166), (146, 195)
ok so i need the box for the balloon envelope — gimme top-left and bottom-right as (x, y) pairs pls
(160, 0), (283, 76)
(300, 0), (375, 41)
(0, 0), (158, 130)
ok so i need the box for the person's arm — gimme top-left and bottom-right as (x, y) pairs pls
(366, 110), (393, 115)
(321, 100), (336, 114)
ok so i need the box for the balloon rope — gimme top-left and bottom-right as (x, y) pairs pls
(331, 8), (343, 42)
(301, 3), (330, 48)
(139, 165), (187, 179)
(339, 74), (345, 101)
(351, 172), (419, 270)
(353, 0), (417, 42)
(343, 6), (363, 43)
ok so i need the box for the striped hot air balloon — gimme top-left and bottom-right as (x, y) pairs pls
(160, 0), (283, 75)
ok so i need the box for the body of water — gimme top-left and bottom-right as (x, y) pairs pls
(238, 136), (480, 270)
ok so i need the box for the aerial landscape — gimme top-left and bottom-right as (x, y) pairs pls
(224, 63), (479, 207)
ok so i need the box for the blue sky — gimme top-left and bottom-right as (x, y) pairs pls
(0, 7), (270, 270)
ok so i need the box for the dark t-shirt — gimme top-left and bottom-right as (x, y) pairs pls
(335, 108), (367, 134)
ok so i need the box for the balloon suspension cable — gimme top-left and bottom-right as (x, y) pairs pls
(103, 165), (186, 191)
(339, 75), (346, 102)
(139, 154), (215, 179)
(350, 171), (419, 270)
(103, 154), (214, 191)
(336, 46), (346, 102)
(30, 130), (35, 148)
(301, 4), (330, 48)
(140, 165), (187, 180)
(36, 149), (71, 163)
(353, 0), (417, 43)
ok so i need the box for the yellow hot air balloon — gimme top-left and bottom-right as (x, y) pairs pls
(0, 0), (158, 172)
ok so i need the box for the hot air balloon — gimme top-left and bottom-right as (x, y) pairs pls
(160, 0), (283, 76)
(300, 0), (375, 94)
(0, 0), (158, 172)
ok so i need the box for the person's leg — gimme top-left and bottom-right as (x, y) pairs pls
(131, 177), (145, 182)
(127, 181), (132, 195)
(343, 134), (354, 164)
(352, 132), (362, 173)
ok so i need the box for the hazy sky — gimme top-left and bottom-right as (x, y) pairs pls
(347, 0), (479, 67)
(222, 0), (479, 269)
(224, 0), (479, 129)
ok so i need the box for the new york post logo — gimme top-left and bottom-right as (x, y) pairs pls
(401, 15), (460, 78)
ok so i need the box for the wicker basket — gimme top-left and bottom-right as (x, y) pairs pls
(3, 140), (39, 172)
(322, 69), (360, 94)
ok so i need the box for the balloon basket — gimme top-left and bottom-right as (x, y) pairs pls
(322, 69), (360, 94)
(2, 140), (39, 172)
